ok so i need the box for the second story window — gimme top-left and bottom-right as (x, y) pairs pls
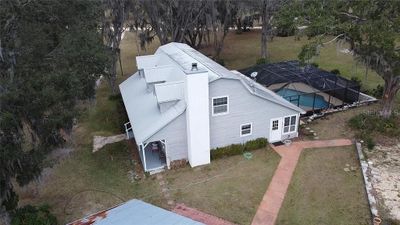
(212, 96), (229, 116)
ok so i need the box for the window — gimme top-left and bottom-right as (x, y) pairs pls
(212, 96), (229, 115)
(272, 120), (279, 130)
(240, 123), (252, 136)
(283, 115), (297, 133)
(290, 115), (296, 132)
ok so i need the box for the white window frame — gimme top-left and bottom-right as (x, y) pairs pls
(283, 114), (298, 134)
(211, 95), (229, 116)
(240, 123), (253, 137)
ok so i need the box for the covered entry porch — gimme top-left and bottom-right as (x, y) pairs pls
(139, 140), (167, 172)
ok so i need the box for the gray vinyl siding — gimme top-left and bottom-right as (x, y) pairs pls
(209, 78), (299, 148)
(145, 113), (188, 162)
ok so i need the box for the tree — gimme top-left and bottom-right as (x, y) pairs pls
(260, 0), (269, 59)
(103, 0), (130, 94)
(130, 0), (237, 58)
(279, 0), (400, 118)
(208, 0), (235, 60)
(0, 1), (108, 223)
(131, 0), (207, 46)
(231, 1), (257, 34)
(260, 0), (285, 60)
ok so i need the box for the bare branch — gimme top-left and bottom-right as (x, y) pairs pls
(322, 33), (345, 45)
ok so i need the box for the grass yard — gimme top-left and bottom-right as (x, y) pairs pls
(165, 149), (281, 225)
(201, 30), (383, 90)
(276, 146), (371, 225)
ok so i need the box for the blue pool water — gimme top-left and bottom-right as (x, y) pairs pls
(276, 88), (329, 109)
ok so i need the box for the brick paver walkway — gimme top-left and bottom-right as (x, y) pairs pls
(173, 203), (237, 225)
(251, 139), (353, 225)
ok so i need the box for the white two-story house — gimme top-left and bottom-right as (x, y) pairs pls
(119, 42), (305, 172)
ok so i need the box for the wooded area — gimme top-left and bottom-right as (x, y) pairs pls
(0, 0), (399, 224)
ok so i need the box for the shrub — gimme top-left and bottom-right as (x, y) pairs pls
(349, 113), (398, 135)
(349, 113), (399, 148)
(256, 58), (269, 65)
(365, 136), (376, 150)
(350, 76), (362, 87)
(3, 191), (18, 211)
(330, 69), (341, 74)
(245, 138), (268, 150)
(11, 205), (57, 225)
(210, 138), (268, 160)
(310, 62), (319, 68)
(361, 84), (384, 99)
(372, 84), (384, 98)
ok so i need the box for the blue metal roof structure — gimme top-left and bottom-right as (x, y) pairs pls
(67, 199), (204, 225)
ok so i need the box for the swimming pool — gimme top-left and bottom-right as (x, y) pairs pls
(276, 88), (329, 109)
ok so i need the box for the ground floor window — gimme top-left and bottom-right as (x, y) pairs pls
(240, 123), (252, 136)
(283, 115), (297, 133)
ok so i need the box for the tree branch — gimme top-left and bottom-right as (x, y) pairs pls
(322, 33), (345, 45)
(338, 12), (366, 21)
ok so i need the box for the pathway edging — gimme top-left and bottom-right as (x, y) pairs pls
(355, 142), (380, 220)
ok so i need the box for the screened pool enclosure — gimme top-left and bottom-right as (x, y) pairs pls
(240, 61), (361, 113)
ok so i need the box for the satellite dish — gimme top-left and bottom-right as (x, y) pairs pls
(250, 72), (258, 79)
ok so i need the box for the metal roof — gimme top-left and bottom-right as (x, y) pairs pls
(120, 72), (186, 143)
(231, 70), (306, 113)
(120, 44), (306, 144)
(67, 199), (204, 225)
(155, 81), (185, 103)
(158, 43), (238, 81)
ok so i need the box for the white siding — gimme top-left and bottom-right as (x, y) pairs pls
(209, 79), (299, 148)
(145, 113), (188, 164)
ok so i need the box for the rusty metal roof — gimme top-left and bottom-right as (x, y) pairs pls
(67, 199), (204, 225)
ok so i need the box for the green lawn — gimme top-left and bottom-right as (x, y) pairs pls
(276, 147), (371, 225)
(201, 30), (384, 90)
(165, 149), (280, 225)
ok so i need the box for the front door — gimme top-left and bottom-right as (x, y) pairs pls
(269, 118), (282, 143)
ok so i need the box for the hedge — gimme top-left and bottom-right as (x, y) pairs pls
(210, 138), (268, 160)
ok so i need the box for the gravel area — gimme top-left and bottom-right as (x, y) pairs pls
(366, 144), (400, 221)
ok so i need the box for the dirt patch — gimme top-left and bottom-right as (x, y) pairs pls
(366, 144), (400, 221)
(93, 134), (126, 152)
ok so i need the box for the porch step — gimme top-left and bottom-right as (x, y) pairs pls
(149, 167), (165, 175)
